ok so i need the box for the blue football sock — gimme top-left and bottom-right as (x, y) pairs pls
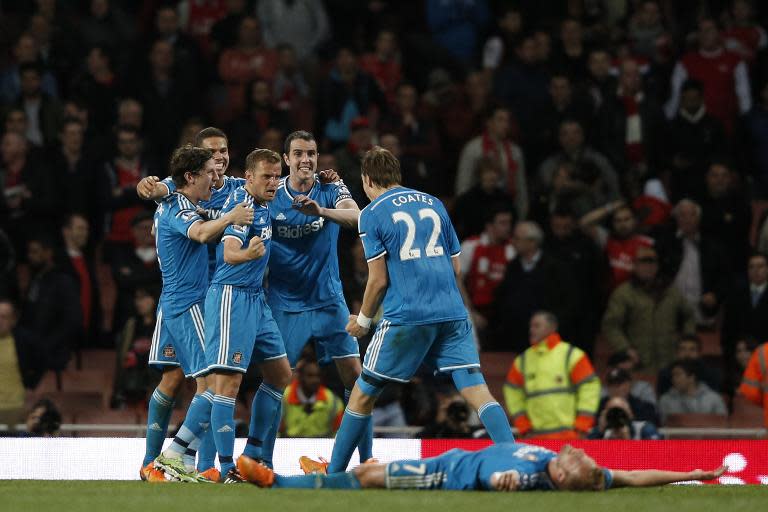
(478, 401), (515, 443)
(274, 472), (361, 489)
(165, 390), (214, 459)
(242, 383), (283, 461)
(143, 388), (175, 466)
(211, 394), (237, 475)
(197, 428), (216, 472)
(344, 388), (374, 462)
(327, 410), (372, 473)
(260, 402), (283, 468)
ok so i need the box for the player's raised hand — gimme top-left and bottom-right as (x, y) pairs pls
(229, 201), (254, 226)
(292, 195), (324, 217)
(318, 169), (340, 183)
(692, 465), (727, 481)
(137, 176), (160, 199)
(248, 236), (266, 259)
(346, 314), (369, 338)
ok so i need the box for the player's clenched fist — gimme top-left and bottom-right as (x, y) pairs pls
(248, 236), (266, 259)
(490, 470), (520, 491)
(346, 314), (369, 338)
(137, 176), (161, 199)
(228, 201), (254, 225)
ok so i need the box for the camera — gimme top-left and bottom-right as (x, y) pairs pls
(605, 407), (631, 431)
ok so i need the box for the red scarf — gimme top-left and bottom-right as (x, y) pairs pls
(621, 92), (644, 165)
(482, 131), (517, 195)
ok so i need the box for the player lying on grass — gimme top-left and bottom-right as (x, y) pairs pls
(236, 442), (726, 491)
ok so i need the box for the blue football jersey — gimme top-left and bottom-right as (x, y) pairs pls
(445, 442), (612, 491)
(154, 193), (209, 316)
(211, 187), (272, 288)
(162, 175), (246, 277)
(266, 176), (353, 311)
(358, 187), (466, 325)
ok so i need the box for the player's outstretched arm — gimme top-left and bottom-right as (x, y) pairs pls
(137, 176), (170, 200)
(292, 195), (360, 229)
(223, 236), (265, 265)
(611, 465), (727, 488)
(188, 201), (254, 243)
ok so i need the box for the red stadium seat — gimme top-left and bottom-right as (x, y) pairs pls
(663, 413), (728, 428)
(729, 395), (765, 428)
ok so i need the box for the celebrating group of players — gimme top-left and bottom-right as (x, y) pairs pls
(136, 127), (725, 491)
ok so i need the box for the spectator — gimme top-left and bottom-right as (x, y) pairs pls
(20, 398), (61, 437)
(281, 359), (343, 438)
(176, 0), (228, 58)
(256, 0), (330, 62)
(599, 367), (658, 424)
(334, 117), (376, 205)
(425, 0), (490, 65)
(109, 211), (161, 330)
(228, 78), (291, 166)
(380, 83), (442, 194)
(658, 334), (725, 397)
(544, 208), (605, 353)
(742, 80), (768, 198)
(455, 106), (527, 219)
(148, 5), (204, 86)
(110, 286), (160, 409)
(722, 0), (767, 63)
(722, 252), (768, 360)
(69, 45), (121, 134)
(419, 394), (484, 439)
(481, 6), (524, 72)
(665, 18), (751, 133)
(59, 214), (100, 349)
(217, 16), (279, 118)
(14, 62), (63, 149)
(665, 79), (727, 199)
(130, 38), (200, 163)
(0, 131), (57, 253)
(97, 125), (157, 245)
(603, 351), (657, 405)
(654, 199), (729, 327)
(459, 205), (515, 343)
(272, 44), (310, 123)
(602, 245), (696, 372)
(597, 205), (654, 291)
(698, 161), (751, 271)
(0, 32), (59, 104)
(659, 359), (727, 422)
(596, 58), (665, 184)
(627, 0), (666, 60)
(537, 120), (621, 214)
(452, 157), (516, 239)
(491, 221), (578, 352)
(0, 299), (37, 426)
(19, 235), (81, 376)
(504, 311), (600, 439)
(588, 396), (662, 440)
(360, 29), (403, 106)
(738, 341), (768, 428)
(210, 0), (249, 53)
(551, 18), (589, 82)
(725, 337), (759, 399)
(50, 118), (99, 227)
(317, 47), (387, 149)
(78, 0), (137, 56)
(585, 48), (618, 112)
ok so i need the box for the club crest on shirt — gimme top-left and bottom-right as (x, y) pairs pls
(163, 345), (176, 358)
(232, 352), (243, 364)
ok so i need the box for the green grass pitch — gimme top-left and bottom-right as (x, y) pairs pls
(1, 482), (766, 512)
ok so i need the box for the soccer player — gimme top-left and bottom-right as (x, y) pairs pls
(137, 127), (248, 475)
(141, 145), (253, 482)
(316, 146), (514, 474)
(265, 130), (373, 470)
(237, 442), (727, 491)
(203, 148), (288, 482)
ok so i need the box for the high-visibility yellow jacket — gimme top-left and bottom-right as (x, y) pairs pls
(281, 380), (344, 438)
(503, 333), (601, 438)
(739, 342), (768, 428)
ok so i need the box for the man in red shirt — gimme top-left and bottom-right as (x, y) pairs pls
(604, 206), (654, 291)
(459, 206), (516, 337)
(665, 18), (751, 133)
(61, 213), (99, 349)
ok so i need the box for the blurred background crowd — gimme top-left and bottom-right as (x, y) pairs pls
(0, 0), (767, 440)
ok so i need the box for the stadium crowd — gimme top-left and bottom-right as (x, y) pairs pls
(0, 0), (767, 439)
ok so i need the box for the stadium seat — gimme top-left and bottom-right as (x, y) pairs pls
(729, 395), (765, 428)
(696, 329), (722, 357)
(663, 413), (728, 428)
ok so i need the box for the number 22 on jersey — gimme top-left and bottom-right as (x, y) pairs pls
(392, 208), (445, 261)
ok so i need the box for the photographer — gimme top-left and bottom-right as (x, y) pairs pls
(588, 396), (661, 440)
(419, 394), (485, 439)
